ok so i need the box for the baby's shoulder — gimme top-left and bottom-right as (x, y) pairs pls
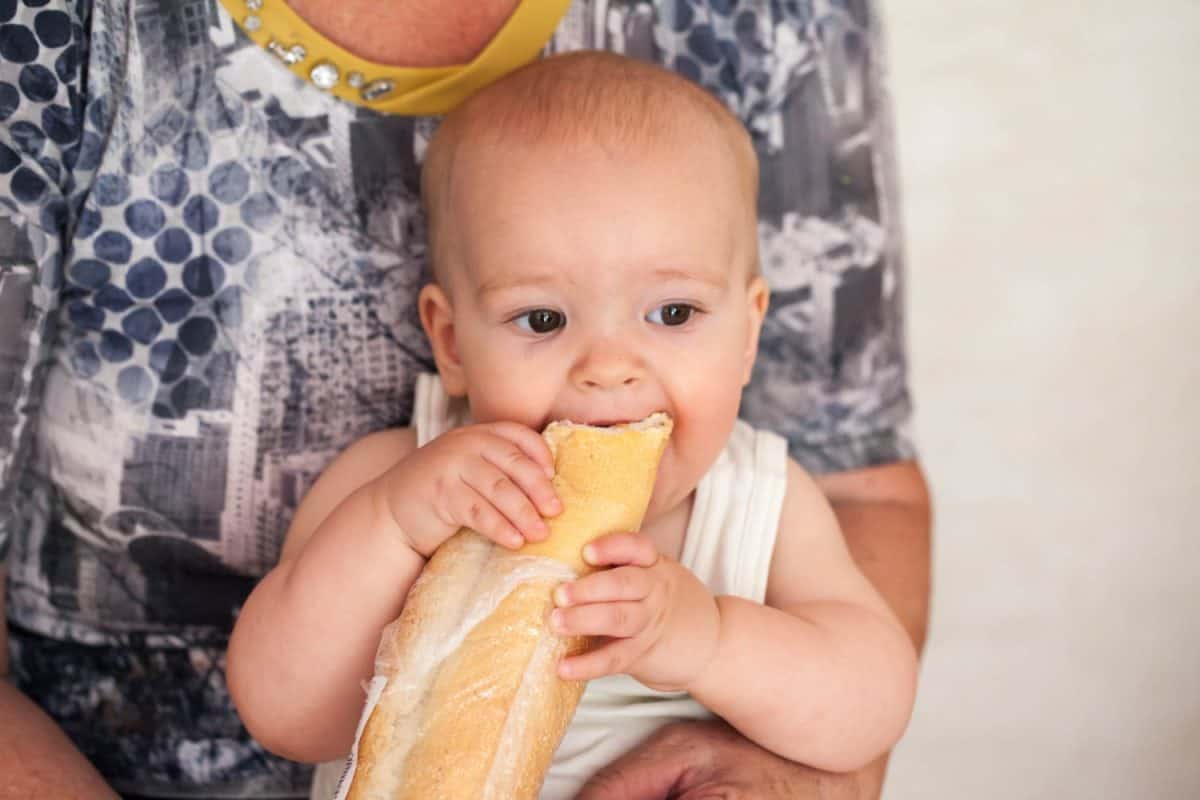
(279, 427), (417, 559)
(338, 426), (418, 473)
(779, 455), (833, 520)
(302, 426), (419, 513)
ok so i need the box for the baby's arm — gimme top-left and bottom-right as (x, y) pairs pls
(227, 423), (560, 763)
(227, 429), (422, 763)
(685, 458), (919, 773)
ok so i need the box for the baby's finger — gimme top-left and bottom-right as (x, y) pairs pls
(554, 567), (651, 607)
(461, 462), (548, 540)
(558, 638), (643, 682)
(485, 421), (557, 479)
(552, 600), (649, 639)
(582, 531), (659, 568)
(479, 435), (561, 520)
(450, 486), (525, 550)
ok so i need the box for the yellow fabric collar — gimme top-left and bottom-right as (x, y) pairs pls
(218, 0), (570, 115)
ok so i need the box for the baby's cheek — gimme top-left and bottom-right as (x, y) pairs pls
(677, 392), (740, 460)
(465, 372), (549, 429)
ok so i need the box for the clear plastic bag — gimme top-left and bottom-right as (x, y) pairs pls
(334, 530), (582, 800)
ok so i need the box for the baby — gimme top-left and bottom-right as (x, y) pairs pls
(228, 51), (917, 798)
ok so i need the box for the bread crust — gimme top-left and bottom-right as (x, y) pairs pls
(339, 414), (672, 799)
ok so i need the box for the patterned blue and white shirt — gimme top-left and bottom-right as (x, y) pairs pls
(0, 0), (913, 796)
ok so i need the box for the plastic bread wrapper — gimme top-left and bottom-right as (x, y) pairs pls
(335, 413), (673, 800)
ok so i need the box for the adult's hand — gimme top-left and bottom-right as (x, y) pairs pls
(0, 681), (120, 800)
(574, 719), (870, 800)
(0, 574), (119, 800)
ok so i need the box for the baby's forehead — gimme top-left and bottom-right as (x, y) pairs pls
(441, 112), (757, 230)
(434, 133), (757, 289)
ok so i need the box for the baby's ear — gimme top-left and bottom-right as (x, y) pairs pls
(418, 284), (467, 396)
(742, 275), (770, 386)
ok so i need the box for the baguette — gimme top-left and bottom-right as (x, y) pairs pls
(335, 413), (673, 800)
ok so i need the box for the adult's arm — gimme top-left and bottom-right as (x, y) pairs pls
(819, 461), (932, 657)
(815, 459), (933, 797)
(577, 459), (931, 800)
(0, 571), (119, 799)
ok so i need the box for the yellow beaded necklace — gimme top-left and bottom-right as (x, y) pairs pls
(217, 0), (570, 115)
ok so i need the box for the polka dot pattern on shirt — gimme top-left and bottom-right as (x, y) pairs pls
(57, 71), (283, 417)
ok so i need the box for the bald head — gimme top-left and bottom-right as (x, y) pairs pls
(421, 51), (760, 283)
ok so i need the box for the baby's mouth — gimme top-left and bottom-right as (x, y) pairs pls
(547, 411), (670, 430)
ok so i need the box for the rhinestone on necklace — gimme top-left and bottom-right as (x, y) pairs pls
(309, 61), (340, 90)
(361, 79), (396, 102)
(264, 40), (305, 65)
(242, 0), (262, 32)
(241, 0), (403, 104)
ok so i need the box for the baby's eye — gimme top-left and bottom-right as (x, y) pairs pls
(513, 308), (565, 334)
(647, 303), (696, 327)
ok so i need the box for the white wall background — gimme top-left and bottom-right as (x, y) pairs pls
(880, 2), (1200, 798)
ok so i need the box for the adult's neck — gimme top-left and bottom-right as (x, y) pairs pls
(285, 0), (522, 67)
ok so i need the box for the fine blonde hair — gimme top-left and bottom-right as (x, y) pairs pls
(421, 51), (759, 281)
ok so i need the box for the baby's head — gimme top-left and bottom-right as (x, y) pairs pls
(418, 51), (769, 516)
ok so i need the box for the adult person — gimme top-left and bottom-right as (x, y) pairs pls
(0, 1), (930, 798)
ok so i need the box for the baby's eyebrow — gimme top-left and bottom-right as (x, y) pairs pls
(650, 267), (728, 290)
(475, 267), (727, 298)
(476, 272), (562, 298)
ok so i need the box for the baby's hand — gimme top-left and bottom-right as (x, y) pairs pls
(374, 422), (562, 557)
(551, 532), (721, 692)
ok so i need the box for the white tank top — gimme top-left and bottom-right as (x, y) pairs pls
(310, 374), (789, 800)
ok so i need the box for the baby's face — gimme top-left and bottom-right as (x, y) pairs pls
(425, 136), (767, 519)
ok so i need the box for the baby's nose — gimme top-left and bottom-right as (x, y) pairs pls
(573, 347), (643, 390)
